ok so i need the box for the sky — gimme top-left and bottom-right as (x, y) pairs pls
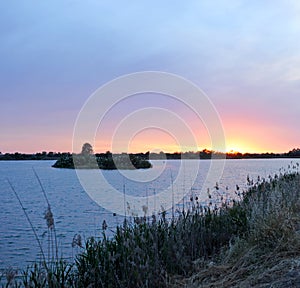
(0, 0), (299, 153)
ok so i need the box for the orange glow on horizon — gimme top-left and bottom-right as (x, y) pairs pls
(92, 128), (293, 154)
(3, 115), (297, 155)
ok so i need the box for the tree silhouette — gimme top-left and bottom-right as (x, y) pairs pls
(81, 143), (93, 155)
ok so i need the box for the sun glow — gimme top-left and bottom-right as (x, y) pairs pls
(225, 140), (259, 154)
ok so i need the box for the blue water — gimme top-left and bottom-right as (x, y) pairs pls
(0, 159), (298, 270)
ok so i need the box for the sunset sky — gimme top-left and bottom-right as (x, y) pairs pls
(1, 1), (299, 154)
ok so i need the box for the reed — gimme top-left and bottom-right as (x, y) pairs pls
(5, 171), (73, 288)
(173, 163), (300, 287)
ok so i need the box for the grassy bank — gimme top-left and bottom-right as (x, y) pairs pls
(2, 166), (300, 287)
(175, 168), (300, 287)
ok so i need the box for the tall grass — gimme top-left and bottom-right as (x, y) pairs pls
(174, 164), (300, 287)
(2, 164), (299, 287)
(73, 202), (248, 288)
(4, 172), (74, 288)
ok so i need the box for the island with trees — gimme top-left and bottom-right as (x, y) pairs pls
(52, 143), (152, 170)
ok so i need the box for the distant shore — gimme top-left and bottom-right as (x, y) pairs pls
(0, 148), (299, 161)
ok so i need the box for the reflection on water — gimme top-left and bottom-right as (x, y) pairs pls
(0, 159), (298, 269)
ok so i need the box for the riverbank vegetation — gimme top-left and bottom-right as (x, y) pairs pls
(1, 164), (299, 287)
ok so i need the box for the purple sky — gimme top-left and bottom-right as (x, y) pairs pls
(1, 1), (299, 153)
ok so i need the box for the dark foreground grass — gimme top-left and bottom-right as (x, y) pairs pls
(173, 170), (300, 287)
(2, 168), (300, 287)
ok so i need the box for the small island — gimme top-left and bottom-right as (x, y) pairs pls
(52, 143), (152, 170)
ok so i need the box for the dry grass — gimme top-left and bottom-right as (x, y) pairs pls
(171, 171), (300, 288)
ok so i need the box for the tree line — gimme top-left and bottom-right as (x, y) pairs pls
(0, 147), (299, 161)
